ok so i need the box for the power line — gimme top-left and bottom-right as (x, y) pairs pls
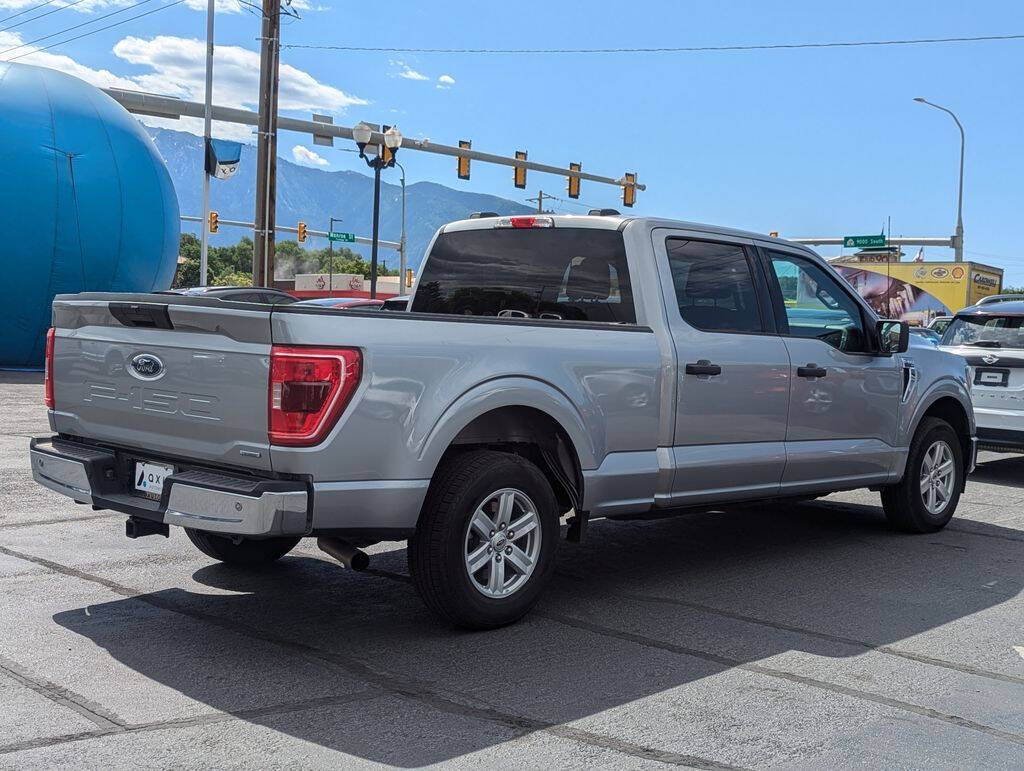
(3, 0), (184, 61)
(0, 0), (60, 26)
(1, 0), (154, 56)
(282, 32), (1024, 55)
(0, 0), (88, 34)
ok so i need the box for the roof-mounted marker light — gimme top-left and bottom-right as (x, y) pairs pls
(495, 216), (555, 229)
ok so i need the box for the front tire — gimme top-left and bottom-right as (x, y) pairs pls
(409, 449), (559, 629)
(881, 417), (963, 533)
(185, 529), (301, 566)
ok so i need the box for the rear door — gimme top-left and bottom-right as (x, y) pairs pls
(51, 296), (274, 471)
(653, 230), (791, 505)
(759, 249), (901, 491)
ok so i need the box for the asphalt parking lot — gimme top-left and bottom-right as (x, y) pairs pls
(1, 371), (1022, 769)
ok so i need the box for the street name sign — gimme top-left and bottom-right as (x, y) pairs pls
(328, 231), (356, 243)
(843, 234), (887, 248)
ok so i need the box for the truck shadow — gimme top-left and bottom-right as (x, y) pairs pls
(53, 499), (1023, 766)
(970, 452), (1024, 490)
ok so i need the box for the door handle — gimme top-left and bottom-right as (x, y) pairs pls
(797, 364), (827, 378)
(685, 360), (722, 377)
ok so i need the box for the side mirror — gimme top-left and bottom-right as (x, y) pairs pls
(877, 319), (909, 355)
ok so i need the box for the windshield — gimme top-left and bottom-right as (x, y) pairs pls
(941, 315), (1024, 349)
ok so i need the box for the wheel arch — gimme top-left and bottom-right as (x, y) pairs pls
(418, 378), (596, 516)
(916, 395), (973, 471)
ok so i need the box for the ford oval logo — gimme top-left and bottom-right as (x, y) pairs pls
(129, 353), (165, 380)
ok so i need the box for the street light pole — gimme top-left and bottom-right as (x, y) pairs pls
(914, 97), (965, 262)
(352, 122), (403, 299)
(199, 0), (214, 286)
(395, 160), (407, 293)
(369, 163), (382, 298)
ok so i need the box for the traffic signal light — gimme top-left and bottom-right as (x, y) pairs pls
(622, 173), (636, 208)
(297, 221), (307, 242)
(380, 125), (394, 166)
(457, 140), (471, 180)
(568, 162), (581, 199)
(514, 151), (527, 189)
(208, 210), (219, 233)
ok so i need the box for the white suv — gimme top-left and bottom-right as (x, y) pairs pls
(940, 301), (1024, 451)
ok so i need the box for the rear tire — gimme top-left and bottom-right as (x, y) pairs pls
(184, 529), (301, 566)
(881, 417), (963, 533)
(409, 449), (559, 629)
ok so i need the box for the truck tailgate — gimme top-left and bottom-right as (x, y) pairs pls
(50, 295), (274, 471)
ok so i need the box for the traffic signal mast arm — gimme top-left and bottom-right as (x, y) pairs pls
(102, 88), (646, 197)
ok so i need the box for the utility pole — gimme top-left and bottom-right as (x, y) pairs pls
(526, 190), (557, 213)
(253, 0), (281, 287)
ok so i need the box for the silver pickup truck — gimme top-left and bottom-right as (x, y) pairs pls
(30, 214), (976, 628)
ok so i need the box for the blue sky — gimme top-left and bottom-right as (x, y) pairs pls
(3, 0), (1024, 280)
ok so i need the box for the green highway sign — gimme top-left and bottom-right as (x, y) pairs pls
(843, 234), (887, 248)
(328, 231), (355, 243)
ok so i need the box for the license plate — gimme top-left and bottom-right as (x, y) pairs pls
(133, 461), (175, 499)
(974, 368), (1009, 387)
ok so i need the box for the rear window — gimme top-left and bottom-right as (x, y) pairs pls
(411, 228), (636, 324)
(942, 314), (1024, 349)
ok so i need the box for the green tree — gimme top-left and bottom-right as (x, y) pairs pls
(213, 271), (254, 287)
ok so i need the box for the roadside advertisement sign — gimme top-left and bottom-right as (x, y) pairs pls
(832, 260), (1003, 324)
(294, 273), (364, 292)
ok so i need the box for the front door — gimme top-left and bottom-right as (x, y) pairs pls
(654, 231), (791, 505)
(762, 249), (902, 492)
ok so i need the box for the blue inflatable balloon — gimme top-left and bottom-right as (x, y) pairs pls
(0, 62), (180, 368)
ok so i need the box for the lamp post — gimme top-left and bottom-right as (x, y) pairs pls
(913, 97), (965, 262)
(199, 0), (214, 285)
(352, 122), (403, 298)
(394, 159), (407, 294)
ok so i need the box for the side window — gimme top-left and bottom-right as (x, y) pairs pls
(666, 238), (763, 334)
(264, 293), (296, 305)
(767, 251), (867, 352)
(226, 292), (263, 303)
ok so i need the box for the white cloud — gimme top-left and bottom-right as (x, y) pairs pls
(113, 36), (367, 113)
(438, 74), (455, 85)
(291, 144), (328, 167)
(0, 33), (367, 142)
(0, 0), (136, 13)
(177, 0), (328, 12)
(398, 65), (428, 81)
(181, 0), (245, 13)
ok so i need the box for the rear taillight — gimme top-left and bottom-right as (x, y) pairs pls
(268, 346), (361, 447)
(44, 327), (55, 409)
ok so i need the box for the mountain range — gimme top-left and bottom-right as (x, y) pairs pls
(148, 127), (533, 271)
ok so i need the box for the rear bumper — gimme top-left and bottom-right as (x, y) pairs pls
(30, 437), (309, 537)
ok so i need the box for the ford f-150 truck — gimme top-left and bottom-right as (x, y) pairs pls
(30, 214), (977, 628)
